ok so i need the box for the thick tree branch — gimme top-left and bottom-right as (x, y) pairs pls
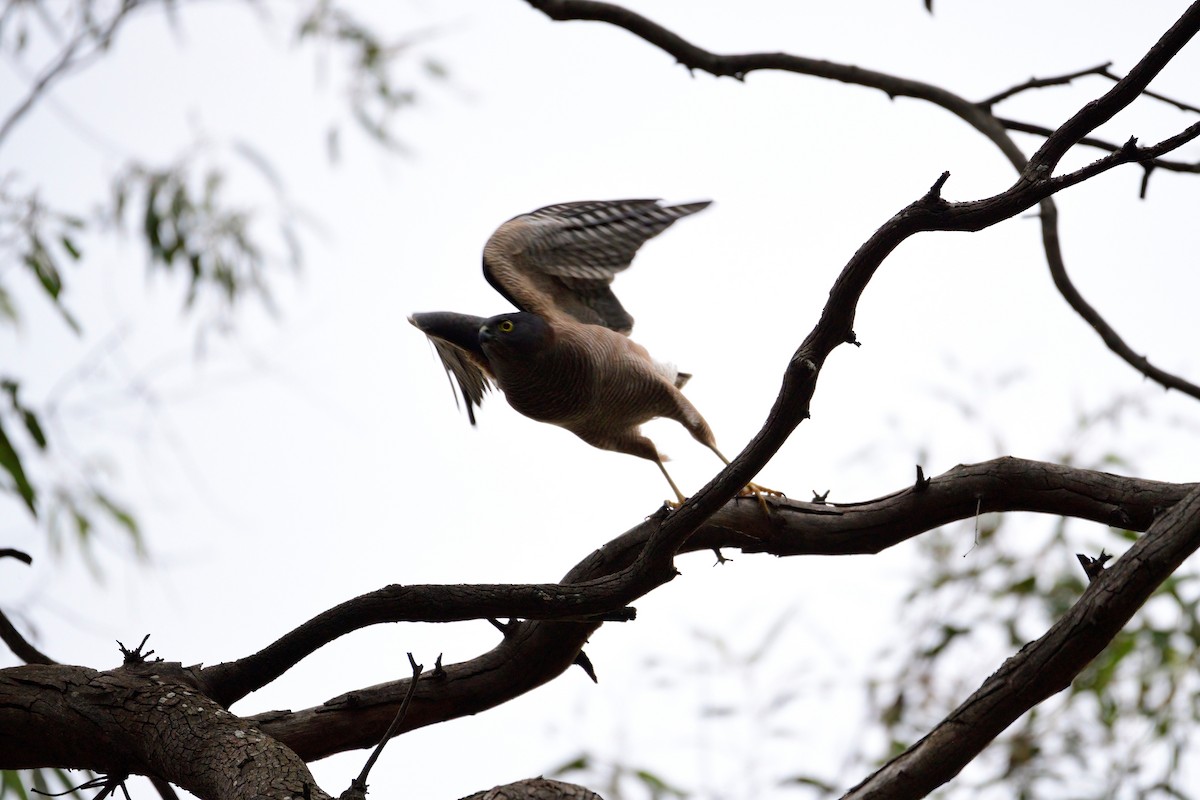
(459, 778), (603, 799)
(223, 459), (1193, 762)
(843, 482), (1200, 799)
(201, 459), (1185, 710)
(233, 18), (1200, 745)
(524, 0), (1200, 401)
(0, 661), (333, 800)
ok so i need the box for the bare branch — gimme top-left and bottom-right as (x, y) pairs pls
(0, 662), (333, 800)
(996, 116), (1200, 175)
(1098, 64), (1200, 114)
(0, 549), (56, 665)
(1026, 7), (1200, 172)
(217, 10), (1200, 753)
(203, 452), (1186, 709)
(0, 608), (57, 665)
(343, 654), (424, 800)
(978, 62), (1113, 110)
(458, 778), (603, 800)
(1036, 159), (1200, 401)
(238, 459), (1193, 762)
(0, 548), (33, 564)
(147, 777), (180, 800)
(842, 483), (1200, 799)
(0, 0), (145, 150)
(524, 0), (1200, 408)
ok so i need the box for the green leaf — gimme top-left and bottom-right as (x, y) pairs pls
(0, 769), (31, 800)
(548, 754), (591, 776)
(781, 774), (837, 792)
(93, 490), (140, 543)
(0, 418), (37, 517)
(1008, 575), (1037, 595)
(0, 286), (17, 326)
(59, 235), (81, 260)
(24, 250), (61, 300)
(633, 769), (688, 799)
(21, 410), (46, 450)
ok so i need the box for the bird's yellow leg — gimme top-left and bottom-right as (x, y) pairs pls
(655, 456), (688, 507)
(712, 448), (785, 514)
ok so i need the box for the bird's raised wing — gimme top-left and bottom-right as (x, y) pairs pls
(482, 199), (711, 334)
(409, 312), (494, 425)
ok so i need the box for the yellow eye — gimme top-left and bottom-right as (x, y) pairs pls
(498, 319), (515, 333)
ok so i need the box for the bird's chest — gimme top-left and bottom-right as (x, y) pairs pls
(492, 346), (598, 425)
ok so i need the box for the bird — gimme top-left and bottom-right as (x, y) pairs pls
(409, 198), (775, 506)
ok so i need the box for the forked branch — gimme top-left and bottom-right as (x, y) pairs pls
(526, 0), (1200, 402)
(232, 459), (1194, 762)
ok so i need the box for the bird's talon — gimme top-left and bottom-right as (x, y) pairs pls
(737, 482), (784, 516)
(739, 482), (785, 498)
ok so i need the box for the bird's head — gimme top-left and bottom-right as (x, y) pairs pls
(478, 312), (553, 358)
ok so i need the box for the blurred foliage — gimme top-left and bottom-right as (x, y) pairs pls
(552, 753), (690, 800)
(0, 0), (443, 542)
(832, 397), (1199, 800)
(0, 0), (442, 794)
(858, 516), (1200, 800)
(562, 392), (1200, 800)
(109, 151), (296, 320)
(297, 0), (449, 157)
(0, 768), (95, 800)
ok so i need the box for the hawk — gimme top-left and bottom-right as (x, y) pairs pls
(410, 199), (770, 505)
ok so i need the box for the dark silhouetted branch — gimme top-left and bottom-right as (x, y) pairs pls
(0, 610), (57, 665)
(978, 63), (1113, 109)
(525, 0), (1200, 402)
(842, 483), (1200, 799)
(237, 458), (1193, 761)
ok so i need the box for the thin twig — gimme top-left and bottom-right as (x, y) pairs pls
(342, 654), (424, 799)
(0, 549), (56, 664)
(147, 777), (180, 800)
(978, 62), (1113, 109)
(0, 608), (57, 664)
(0, 548), (33, 564)
(996, 116), (1200, 174)
(0, 0), (143, 149)
(525, 0), (1200, 404)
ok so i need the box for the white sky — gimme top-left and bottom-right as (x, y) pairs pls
(2, 2), (1199, 798)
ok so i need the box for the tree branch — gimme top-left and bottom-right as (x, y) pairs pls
(0, 0), (145, 150)
(843, 482), (1200, 799)
(227, 13), (1200, 741)
(201, 457), (1185, 709)
(0, 661), (333, 800)
(1025, 7), (1200, 172)
(524, 0), (1200, 401)
(978, 63), (1113, 109)
(0, 549), (56, 665)
(223, 459), (1193, 762)
(219, 12), (1200, 750)
(0, 608), (57, 665)
(996, 116), (1200, 176)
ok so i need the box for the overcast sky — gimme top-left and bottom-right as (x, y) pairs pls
(3, 2), (1199, 798)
